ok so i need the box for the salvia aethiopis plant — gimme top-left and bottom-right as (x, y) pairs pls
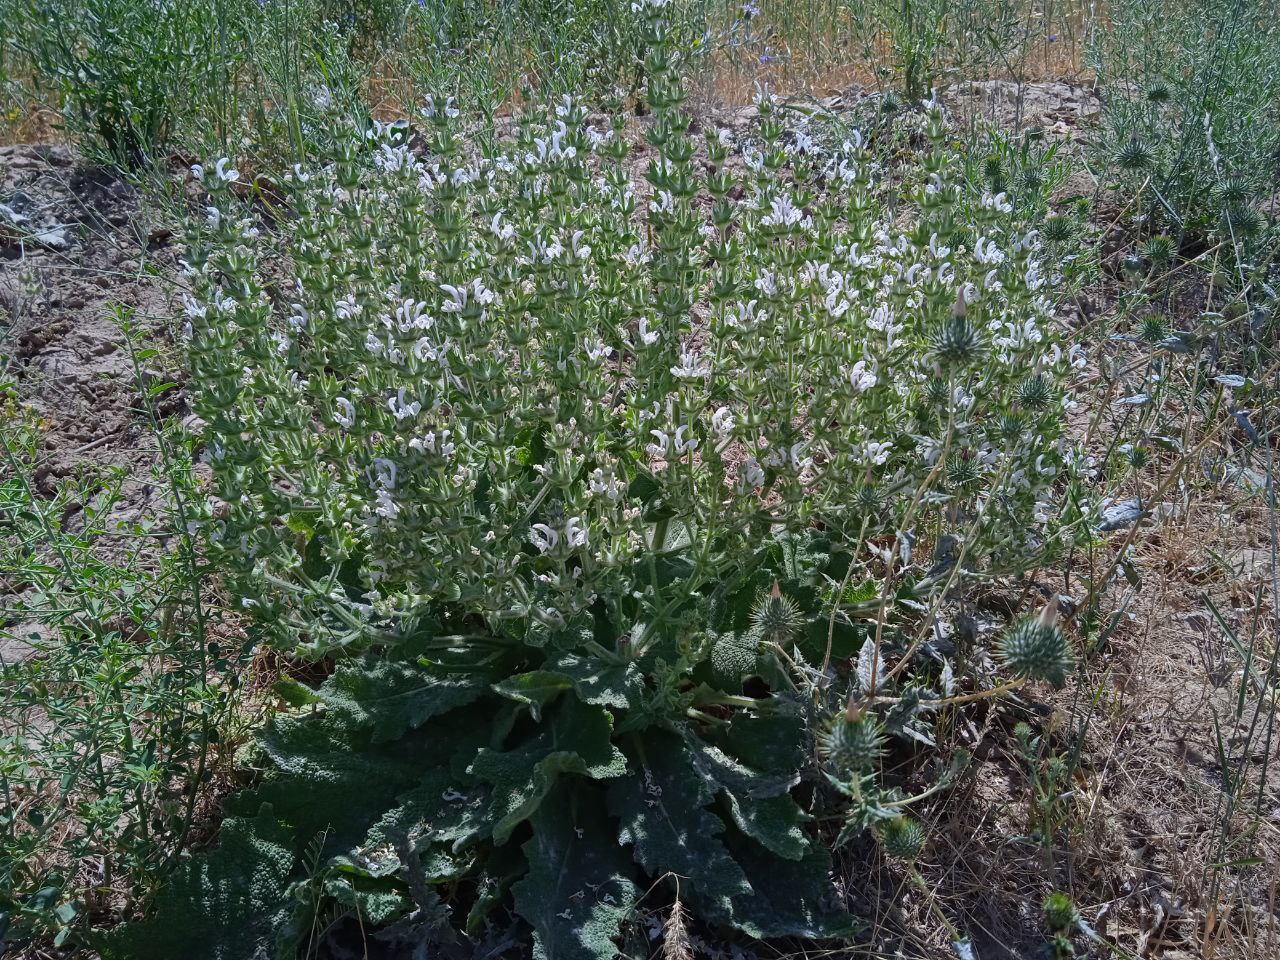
(118, 1), (1094, 955)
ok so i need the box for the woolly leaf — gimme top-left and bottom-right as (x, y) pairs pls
(491, 670), (573, 720)
(97, 806), (296, 960)
(470, 695), (626, 844)
(548, 652), (645, 708)
(608, 730), (751, 920)
(246, 703), (489, 853)
(720, 712), (808, 774)
(320, 656), (490, 742)
(685, 735), (808, 860)
(513, 783), (640, 960)
(723, 827), (858, 940)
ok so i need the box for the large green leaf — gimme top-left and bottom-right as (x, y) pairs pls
(608, 730), (751, 920)
(548, 652), (645, 709)
(97, 806), (296, 960)
(512, 783), (640, 960)
(320, 655), (490, 742)
(686, 736), (809, 860)
(723, 827), (858, 940)
(470, 695), (626, 844)
(246, 702), (491, 853)
(491, 670), (573, 720)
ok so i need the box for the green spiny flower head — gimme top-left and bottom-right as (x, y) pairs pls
(1219, 175), (1250, 211)
(998, 412), (1026, 443)
(946, 448), (981, 491)
(1114, 136), (1153, 172)
(923, 377), (950, 408)
(1138, 313), (1169, 344)
(932, 315), (987, 370)
(1143, 234), (1175, 268)
(998, 602), (1074, 687)
(1043, 215), (1074, 244)
(750, 583), (803, 646)
(1043, 892), (1079, 933)
(1018, 373), (1053, 411)
(878, 816), (926, 860)
(819, 707), (884, 773)
(1144, 81), (1171, 104)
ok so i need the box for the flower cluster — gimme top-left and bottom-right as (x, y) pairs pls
(183, 14), (1084, 663)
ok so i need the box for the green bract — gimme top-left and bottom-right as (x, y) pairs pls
(145, 3), (1090, 955)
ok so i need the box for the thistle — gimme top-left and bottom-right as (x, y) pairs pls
(1113, 137), (1153, 172)
(932, 315), (986, 369)
(1043, 892), (1079, 933)
(750, 582), (803, 646)
(1017, 373), (1053, 411)
(998, 601), (1074, 687)
(819, 710), (884, 773)
(1142, 234), (1174, 268)
(878, 816), (926, 860)
(1043, 215), (1074, 244)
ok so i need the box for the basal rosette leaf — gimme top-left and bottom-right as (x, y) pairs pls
(470, 694), (626, 844)
(95, 807), (297, 960)
(608, 729), (752, 921)
(513, 783), (641, 960)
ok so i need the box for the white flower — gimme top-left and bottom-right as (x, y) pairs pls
(564, 517), (588, 549)
(334, 398), (356, 428)
(857, 439), (893, 466)
(671, 348), (710, 379)
(848, 359), (877, 392)
(762, 194), (804, 228)
(529, 523), (560, 553)
(388, 387), (421, 421)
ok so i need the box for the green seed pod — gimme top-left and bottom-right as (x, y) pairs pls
(879, 816), (926, 860)
(819, 711), (884, 773)
(998, 604), (1074, 687)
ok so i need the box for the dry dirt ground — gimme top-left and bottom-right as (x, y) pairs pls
(2, 81), (1278, 959)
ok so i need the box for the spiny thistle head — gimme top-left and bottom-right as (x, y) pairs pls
(750, 582), (803, 646)
(819, 707), (884, 773)
(998, 601), (1074, 687)
(1142, 234), (1175, 268)
(923, 377), (950, 407)
(1019, 167), (1044, 193)
(854, 483), (881, 514)
(1138, 313), (1168, 344)
(1017, 373), (1052, 411)
(1043, 215), (1074, 244)
(998, 411), (1026, 443)
(1219, 175), (1250, 211)
(946, 448), (981, 491)
(1114, 136), (1153, 172)
(1144, 81), (1171, 104)
(983, 155), (1005, 192)
(932, 315), (986, 369)
(878, 816), (926, 861)
(1223, 203), (1263, 239)
(1042, 892), (1079, 933)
